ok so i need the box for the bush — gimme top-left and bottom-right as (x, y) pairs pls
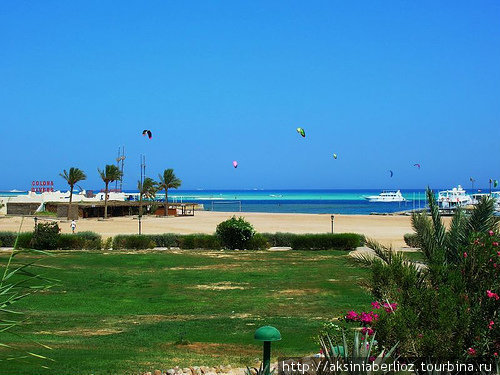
(290, 233), (363, 250)
(246, 233), (269, 250)
(147, 233), (179, 248)
(403, 233), (420, 248)
(31, 222), (60, 250)
(15, 233), (33, 249)
(215, 216), (255, 250)
(0, 232), (17, 247)
(178, 234), (221, 250)
(261, 232), (295, 247)
(57, 232), (102, 250)
(113, 235), (155, 250)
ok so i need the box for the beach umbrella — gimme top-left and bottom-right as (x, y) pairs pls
(296, 127), (305, 138)
(142, 130), (152, 139)
(232, 161), (238, 168)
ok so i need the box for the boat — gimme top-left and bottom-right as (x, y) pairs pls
(364, 190), (406, 202)
(437, 185), (472, 210)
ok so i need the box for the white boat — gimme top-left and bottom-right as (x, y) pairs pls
(364, 190), (406, 202)
(438, 185), (472, 209)
(471, 191), (500, 211)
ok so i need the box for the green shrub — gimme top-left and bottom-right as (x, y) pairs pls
(403, 233), (420, 248)
(178, 234), (221, 250)
(216, 216), (255, 250)
(57, 233), (102, 250)
(31, 222), (60, 250)
(0, 232), (17, 247)
(147, 233), (179, 248)
(14, 233), (33, 249)
(261, 232), (295, 247)
(291, 233), (363, 250)
(113, 235), (155, 250)
(246, 233), (268, 250)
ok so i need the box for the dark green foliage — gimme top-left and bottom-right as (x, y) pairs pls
(261, 232), (296, 247)
(215, 216), (255, 250)
(146, 233), (179, 248)
(31, 222), (60, 250)
(178, 234), (221, 249)
(14, 233), (33, 249)
(403, 233), (420, 248)
(290, 233), (363, 250)
(364, 188), (500, 359)
(112, 235), (155, 250)
(0, 232), (17, 247)
(58, 232), (102, 250)
(246, 233), (269, 250)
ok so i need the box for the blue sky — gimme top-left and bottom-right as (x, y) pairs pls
(1, 1), (499, 190)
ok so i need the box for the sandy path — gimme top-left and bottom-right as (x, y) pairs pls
(0, 211), (445, 247)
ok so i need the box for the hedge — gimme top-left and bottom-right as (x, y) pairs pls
(290, 233), (363, 250)
(2, 231), (102, 250)
(113, 235), (156, 250)
(58, 232), (102, 250)
(403, 233), (420, 248)
(0, 232), (19, 247)
(261, 232), (296, 247)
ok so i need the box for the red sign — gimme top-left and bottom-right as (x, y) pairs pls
(31, 180), (54, 193)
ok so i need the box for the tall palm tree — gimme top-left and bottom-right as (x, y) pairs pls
(98, 164), (123, 219)
(158, 169), (181, 216)
(59, 167), (87, 219)
(137, 177), (157, 217)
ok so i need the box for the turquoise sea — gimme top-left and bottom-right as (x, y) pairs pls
(146, 189), (429, 215)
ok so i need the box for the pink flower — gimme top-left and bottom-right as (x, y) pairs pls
(383, 302), (398, 313)
(489, 230), (494, 236)
(494, 353), (498, 357)
(493, 242), (499, 247)
(371, 301), (381, 309)
(360, 312), (374, 324)
(488, 321), (494, 330)
(369, 356), (376, 362)
(345, 311), (359, 321)
(486, 290), (500, 300)
(361, 327), (374, 336)
(417, 333), (423, 338)
(463, 252), (468, 258)
(467, 347), (476, 356)
(497, 251), (500, 256)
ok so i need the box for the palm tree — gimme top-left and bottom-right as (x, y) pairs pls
(59, 167), (87, 219)
(98, 165), (123, 219)
(158, 169), (181, 216)
(137, 177), (157, 217)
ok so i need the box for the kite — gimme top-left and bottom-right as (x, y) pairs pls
(389, 170), (394, 178)
(296, 127), (306, 138)
(142, 130), (152, 139)
(413, 163), (421, 169)
(232, 161), (238, 168)
(333, 153), (338, 159)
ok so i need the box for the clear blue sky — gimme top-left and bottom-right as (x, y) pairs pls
(1, 1), (499, 190)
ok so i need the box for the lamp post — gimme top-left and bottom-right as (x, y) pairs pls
(254, 326), (281, 375)
(331, 215), (335, 234)
(34, 216), (38, 231)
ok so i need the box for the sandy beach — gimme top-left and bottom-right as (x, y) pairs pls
(0, 211), (446, 247)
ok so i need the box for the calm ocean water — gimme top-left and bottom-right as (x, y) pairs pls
(152, 189), (429, 215)
(1, 189), (432, 215)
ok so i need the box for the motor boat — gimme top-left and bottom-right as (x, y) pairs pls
(364, 190), (406, 202)
(438, 185), (472, 209)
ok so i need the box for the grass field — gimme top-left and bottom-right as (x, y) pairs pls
(0, 249), (371, 375)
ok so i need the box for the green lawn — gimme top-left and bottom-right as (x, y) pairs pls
(0, 250), (371, 375)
